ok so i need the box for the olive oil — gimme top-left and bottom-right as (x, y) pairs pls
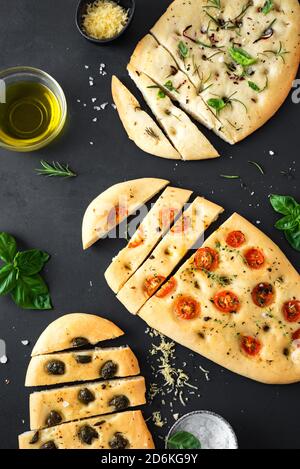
(0, 82), (62, 149)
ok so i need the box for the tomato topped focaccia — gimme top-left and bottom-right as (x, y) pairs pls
(105, 186), (192, 293)
(139, 213), (300, 384)
(117, 197), (224, 314)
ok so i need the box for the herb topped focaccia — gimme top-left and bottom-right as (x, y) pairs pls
(19, 410), (154, 449)
(139, 213), (300, 385)
(31, 314), (124, 357)
(105, 186), (193, 293)
(130, 0), (300, 144)
(82, 178), (169, 250)
(29, 376), (146, 430)
(117, 196), (224, 314)
(26, 346), (140, 387)
(112, 76), (180, 160)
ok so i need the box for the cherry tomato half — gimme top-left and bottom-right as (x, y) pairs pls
(241, 336), (261, 356)
(156, 277), (177, 298)
(174, 296), (200, 320)
(213, 291), (240, 313)
(159, 208), (177, 230)
(128, 227), (144, 248)
(107, 205), (128, 228)
(194, 247), (219, 272)
(171, 216), (191, 234)
(226, 231), (246, 248)
(143, 275), (166, 297)
(251, 283), (275, 308)
(292, 329), (300, 341)
(283, 301), (300, 323)
(244, 248), (265, 270)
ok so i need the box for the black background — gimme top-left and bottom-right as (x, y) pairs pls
(0, 0), (299, 450)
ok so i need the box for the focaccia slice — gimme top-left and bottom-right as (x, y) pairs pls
(26, 346), (140, 387)
(111, 75), (180, 160)
(150, 0), (300, 143)
(19, 410), (154, 449)
(129, 34), (234, 144)
(127, 66), (219, 160)
(82, 178), (169, 250)
(139, 213), (300, 385)
(117, 196), (224, 314)
(31, 314), (124, 357)
(30, 376), (146, 430)
(105, 186), (192, 293)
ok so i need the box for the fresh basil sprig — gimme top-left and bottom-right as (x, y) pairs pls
(0, 232), (52, 310)
(229, 47), (257, 67)
(178, 41), (189, 60)
(270, 195), (300, 252)
(167, 431), (201, 449)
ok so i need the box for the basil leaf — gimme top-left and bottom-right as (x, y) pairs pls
(248, 81), (260, 92)
(270, 194), (298, 215)
(167, 431), (201, 450)
(14, 250), (50, 276)
(158, 89), (166, 99)
(262, 0), (273, 15)
(285, 228), (300, 252)
(275, 215), (298, 232)
(0, 264), (17, 296)
(11, 275), (52, 310)
(228, 47), (257, 67)
(0, 232), (17, 264)
(178, 41), (189, 60)
(164, 80), (179, 93)
(207, 98), (226, 112)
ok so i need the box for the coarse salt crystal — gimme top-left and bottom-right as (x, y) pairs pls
(21, 340), (29, 346)
(62, 401), (70, 408)
(0, 355), (8, 364)
(269, 150), (275, 156)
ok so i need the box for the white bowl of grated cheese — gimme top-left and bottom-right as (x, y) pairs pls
(76, 0), (135, 44)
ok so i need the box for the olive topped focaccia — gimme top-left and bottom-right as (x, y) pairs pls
(26, 346), (140, 387)
(31, 314), (124, 356)
(82, 178), (169, 250)
(29, 376), (146, 430)
(139, 213), (300, 385)
(112, 75), (181, 160)
(105, 186), (193, 293)
(19, 410), (154, 449)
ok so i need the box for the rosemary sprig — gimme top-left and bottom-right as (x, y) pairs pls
(263, 41), (290, 63)
(36, 161), (77, 178)
(248, 161), (265, 175)
(145, 127), (160, 140)
(203, 0), (222, 10)
(201, 268), (236, 287)
(254, 18), (277, 43)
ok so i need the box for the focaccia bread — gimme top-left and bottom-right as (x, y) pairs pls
(30, 376), (146, 430)
(139, 213), (300, 384)
(149, 0), (300, 143)
(129, 34), (234, 144)
(26, 346), (140, 387)
(82, 178), (169, 249)
(112, 75), (180, 160)
(127, 66), (219, 160)
(105, 186), (192, 293)
(117, 196), (224, 314)
(31, 314), (124, 357)
(19, 410), (154, 449)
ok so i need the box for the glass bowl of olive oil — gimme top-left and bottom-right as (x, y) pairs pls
(0, 67), (67, 152)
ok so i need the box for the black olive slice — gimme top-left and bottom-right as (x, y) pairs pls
(40, 440), (58, 449)
(45, 411), (63, 427)
(109, 395), (130, 411)
(109, 432), (129, 450)
(29, 431), (39, 445)
(71, 337), (90, 348)
(75, 354), (92, 364)
(78, 388), (95, 405)
(78, 425), (99, 445)
(45, 360), (65, 376)
(100, 360), (118, 379)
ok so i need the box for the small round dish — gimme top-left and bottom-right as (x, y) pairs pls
(76, 0), (136, 44)
(166, 411), (238, 450)
(0, 66), (67, 153)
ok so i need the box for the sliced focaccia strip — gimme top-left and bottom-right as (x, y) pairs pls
(82, 177), (169, 250)
(105, 186), (193, 293)
(19, 410), (154, 449)
(128, 66), (219, 160)
(111, 75), (180, 160)
(26, 346), (140, 387)
(117, 197), (224, 314)
(31, 314), (124, 357)
(129, 34), (234, 144)
(139, 213), (300, 385)
(150, 0), (300, 143)
(29, 376), (146, 430)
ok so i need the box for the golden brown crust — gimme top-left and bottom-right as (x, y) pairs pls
(139, 213), (300, 384)
(26, 346), (140, 387)
(31, 314), (124, 357)
(29, 377), (146, 430)
(19, 410), (155, 449)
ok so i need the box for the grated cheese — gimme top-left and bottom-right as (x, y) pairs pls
(152, 411), (166, 428)
(83, 0), (129, 40)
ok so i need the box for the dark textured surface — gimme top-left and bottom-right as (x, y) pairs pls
(0, 0), (299, 450)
